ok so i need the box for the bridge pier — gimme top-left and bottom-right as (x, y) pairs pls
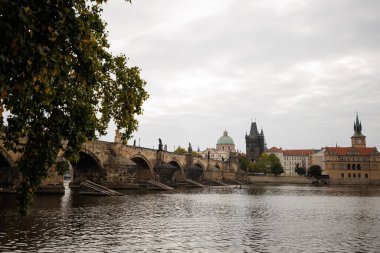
(0, 140), (247, 193)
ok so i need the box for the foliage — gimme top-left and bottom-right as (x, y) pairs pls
(173, 147), (187, 155)
(308, 165), (322, 178)
(191, 151), (199, 157)
(255, 153), (270, 173)
(239, 156), (249, 171)
(295, 163), (306, 176)
(239, 156), (255, 172)
(0, 0), (148, 215)
(271, 162), (284, 176)
(56, 160), (70, 176)
(255, 153), (283, 175)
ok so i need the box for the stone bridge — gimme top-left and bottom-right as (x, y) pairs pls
(0, 139), (246, 192)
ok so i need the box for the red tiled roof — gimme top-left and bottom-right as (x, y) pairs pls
(283, 149), (313, 156)
(325, 147), (377, 156)
(267, 146), (283, 152)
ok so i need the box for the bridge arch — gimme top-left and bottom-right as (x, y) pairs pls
(130, 154), (153, 182)
(194, 162), (205, 171)
(0, 147), (18, 188)
(168, 159), (185, 181)
(80, 149), (104, 170)
(168, 159), (183, 171)
(71, 150), (105, 185)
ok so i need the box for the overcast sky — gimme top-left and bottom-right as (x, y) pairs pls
(100, 0), (380, 152)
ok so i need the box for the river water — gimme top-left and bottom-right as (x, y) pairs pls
(1, 183), (379, 252)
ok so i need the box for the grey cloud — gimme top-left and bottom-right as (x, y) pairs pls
(100, 0), (380, 151)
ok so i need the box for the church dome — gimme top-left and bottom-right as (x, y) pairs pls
(217, 130), (234, 145)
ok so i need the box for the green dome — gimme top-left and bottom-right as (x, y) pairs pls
(217, 130), (234, 145)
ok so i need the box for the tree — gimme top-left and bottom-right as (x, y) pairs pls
(268, 154), (283, 176)
(238, 156), (255, 172)
(308, 165), (322, 178)
(268, 154), (280, 166)
(191, 151), (199, 157)
(239, 156), (250, 171)
(173, 147), (187, 155)
(0, 0), (149, 215)
(271, 162), (284, 176)
(295, 163), (306, 176)
(255, 153), (270, 173)
(256, 153), (283, 175)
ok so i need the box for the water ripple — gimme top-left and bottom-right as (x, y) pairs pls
(1, 185), (380, 252)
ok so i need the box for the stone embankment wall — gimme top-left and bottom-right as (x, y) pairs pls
(248, 175), (312, 184)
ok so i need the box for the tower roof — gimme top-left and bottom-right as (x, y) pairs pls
(353, 113), (364, 137)
(249, 122), (259, 136)
(217, 130), (234, 145)
(325, 147), (376, 156)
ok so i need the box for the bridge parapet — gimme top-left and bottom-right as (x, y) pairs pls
(0, 139), (244, 191)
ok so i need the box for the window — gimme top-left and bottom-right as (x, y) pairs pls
(358, 173), (361, 178)
(353, 173), (356, 178)
(357, 164), (361, 170)
(365, 173), (368, 178)
(352, 164), (356, 170)
(348, 173), (351, 178)
(341, 173), (344, 178)
(347, 164), (351, 170)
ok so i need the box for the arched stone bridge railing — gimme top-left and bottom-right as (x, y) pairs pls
(79, 140), (242, 186)
(0, 140), (244, 191)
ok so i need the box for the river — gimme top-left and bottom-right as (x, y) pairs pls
(1, 183), (380, 252)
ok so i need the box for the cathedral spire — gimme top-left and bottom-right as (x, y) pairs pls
(354, 113), (363, 135)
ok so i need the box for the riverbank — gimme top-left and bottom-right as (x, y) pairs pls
(248, 175), (313, 184)
(0, 185), (64, 194)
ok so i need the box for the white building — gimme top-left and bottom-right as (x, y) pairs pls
(199, 130), (235, 161)
(267, 147), (314, 175)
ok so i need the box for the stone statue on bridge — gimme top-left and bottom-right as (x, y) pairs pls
(158, 138), (163, 151)
(188, 142), (192, 154)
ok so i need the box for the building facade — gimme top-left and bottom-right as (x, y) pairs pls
(310, 149), (325, 171)
(199, 130), (235, 161)
(199, 148), (229, 161)
(246, 122), (266, 162)
(324, 115), (380, 184)
(267, 147), (314, 175)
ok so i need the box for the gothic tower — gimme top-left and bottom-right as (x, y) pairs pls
(245, 121), (266, 162)
(351, 114), (366, 148)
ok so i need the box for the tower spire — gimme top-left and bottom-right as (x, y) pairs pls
(354, 113), (362, 135)
(351, 113), (366, 147)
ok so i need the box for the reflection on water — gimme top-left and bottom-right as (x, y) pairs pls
(1, 184), (380, 252)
